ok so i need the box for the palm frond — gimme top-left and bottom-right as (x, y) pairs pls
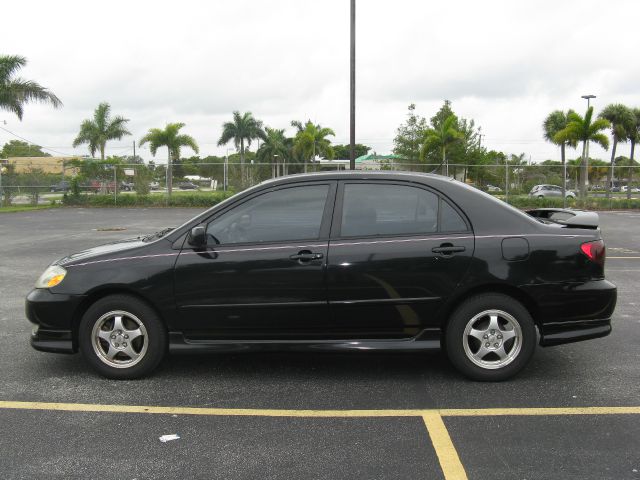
(0, 55), (27, 82)
(591, 133), (609, 150)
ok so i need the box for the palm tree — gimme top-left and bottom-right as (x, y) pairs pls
(598, 104), (635, 198)
(0, 55), (62, 120)
(256, 127), (288, 178)
(291, 120), (335, 173)
(217, 111), (265, 185)
(72, 102), (131, 160)
(554, 107), (610, 197)
(543, 110), (577, 206)
(625, 108), (640, 199)
(420, 114), (463, 176)
(140, 123), (199, 197)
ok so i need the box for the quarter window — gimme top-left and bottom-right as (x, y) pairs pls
(207, 185), (329, 244)
(340, 183), (467, 237)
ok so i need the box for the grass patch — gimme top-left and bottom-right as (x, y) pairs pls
(62, 191), (235, 208)
(503, 195), (640, 210)
(0, 204), (59, 213)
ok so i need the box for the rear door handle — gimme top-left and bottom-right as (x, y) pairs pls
(432, 245), (466, 254)
(289, 251), (324, 262)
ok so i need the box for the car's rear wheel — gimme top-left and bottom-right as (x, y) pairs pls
(78, 294), (167, 379)
(445, 294), (536, 381)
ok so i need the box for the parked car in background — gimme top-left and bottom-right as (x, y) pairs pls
(120, 181), (135, 192)
(149, 181), (160, 190)
(486, 184), (502, 192)
(631, 187), (640, 193)
(85, 180), (117, 193)
(50, 181), (70, 193)
(529, 184), (576, 199)
(178, 181), (198, 190)
(611, 186), (621, 193)
(27, 172), (616, 381)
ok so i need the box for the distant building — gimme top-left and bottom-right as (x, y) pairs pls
(5, 156), (81, 175)
(354, 153), (404, 170)
(313, 154), (405, 171)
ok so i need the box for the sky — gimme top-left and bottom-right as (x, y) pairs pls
(2, 0), (639, 164)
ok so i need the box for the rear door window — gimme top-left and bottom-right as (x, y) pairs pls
(339, 183), (468, 237)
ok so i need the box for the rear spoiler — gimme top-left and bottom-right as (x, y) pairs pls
(525, 208), (599, 229)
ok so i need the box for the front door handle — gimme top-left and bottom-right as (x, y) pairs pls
(290, 250), (324, 262)
(432, 244), (466, 255)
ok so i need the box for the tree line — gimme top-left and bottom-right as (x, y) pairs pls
(2, 54), (638, 201)
(543, 105), (640, 200)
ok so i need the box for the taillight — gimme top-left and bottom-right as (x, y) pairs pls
(580, 239), (606, 267)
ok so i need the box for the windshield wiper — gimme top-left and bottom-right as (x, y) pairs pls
(142, 227), (174, 241)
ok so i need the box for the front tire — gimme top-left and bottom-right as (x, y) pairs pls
(445, 294), (536, 381)
(78, 294), (167, 379)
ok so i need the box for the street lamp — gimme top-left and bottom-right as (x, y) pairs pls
(581, 94), (596, 192)
(581, 94), (596, 109)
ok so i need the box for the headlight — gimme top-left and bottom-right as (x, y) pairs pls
(35, 265), (67, 289)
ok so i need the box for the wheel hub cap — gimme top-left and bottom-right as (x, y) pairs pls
(91, 310), (148, 369)
(462, 309), (522, 370)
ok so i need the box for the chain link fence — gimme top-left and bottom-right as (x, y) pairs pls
(1, 159), (639, 209)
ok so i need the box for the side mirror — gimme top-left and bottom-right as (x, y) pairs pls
(188, 225), (206, 247)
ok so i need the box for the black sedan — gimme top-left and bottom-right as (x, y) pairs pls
(26, 172), (616, 380)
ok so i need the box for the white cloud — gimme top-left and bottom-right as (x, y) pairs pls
(1, 0), (639, 162)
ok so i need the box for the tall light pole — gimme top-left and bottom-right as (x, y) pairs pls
(581, 94), (596, 109)
(581, 94), (596, 193)
(349, 0), (356, 170)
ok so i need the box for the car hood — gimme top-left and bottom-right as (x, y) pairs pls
(54, 237), (149, 266)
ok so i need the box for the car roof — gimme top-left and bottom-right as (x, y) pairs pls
(258, 170), (456, 187)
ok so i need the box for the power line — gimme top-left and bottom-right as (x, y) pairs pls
(0, 126), (76, 156)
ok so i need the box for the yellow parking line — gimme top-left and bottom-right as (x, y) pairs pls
(440, 406), (640, 416)
(0, 401), (639, 417)
(2, 401), (639, 480)
(0, 401), (639, 418)
(423, 413), (468, 480)
(0, 401), (422, 417)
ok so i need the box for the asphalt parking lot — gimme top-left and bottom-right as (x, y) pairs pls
(0, 208), (638, 479)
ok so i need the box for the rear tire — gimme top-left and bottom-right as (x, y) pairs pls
(445, 293), (536, 381)
(78, 294), (167, 379)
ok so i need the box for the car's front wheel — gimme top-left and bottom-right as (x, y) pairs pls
(445, 293), (536, 381)
(78, 294), (167, 379)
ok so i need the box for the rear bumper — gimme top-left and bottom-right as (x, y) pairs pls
(523, 278), (616, 346)
(539, 318), (611, 346)
(524, 276), (615, 316)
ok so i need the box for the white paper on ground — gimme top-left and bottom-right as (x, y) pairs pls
(159, 434), (180, 443)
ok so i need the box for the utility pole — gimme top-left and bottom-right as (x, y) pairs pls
(505, 157), (510, 204)
(349, 0), (356, 170)
(133, 140), (136, 160)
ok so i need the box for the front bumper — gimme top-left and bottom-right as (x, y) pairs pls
(31, 325), (74, 353)
(26, 288), (84, 353)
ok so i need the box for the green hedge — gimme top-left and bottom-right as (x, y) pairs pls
(63, 191), (234, 208)
(504, 195), (640, 210)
